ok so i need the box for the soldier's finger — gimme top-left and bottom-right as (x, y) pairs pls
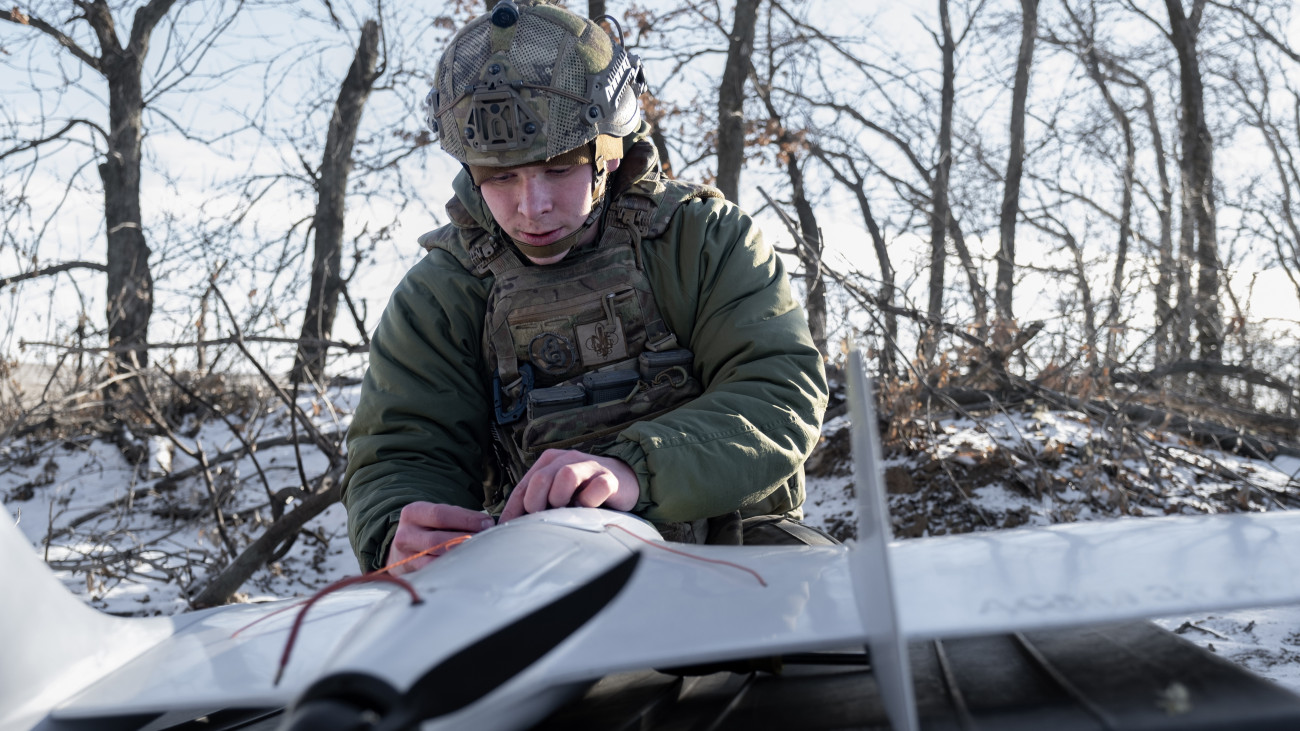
(550, 462), (599, 508)
(573, 472), (616, 508)
(401, 501), (493, 532)
(390, 552), (440, 576)
(499, 479), (530, 522)
(522, 469), (557, 515)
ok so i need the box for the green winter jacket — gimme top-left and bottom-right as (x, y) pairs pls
(343, 131), (828, 571)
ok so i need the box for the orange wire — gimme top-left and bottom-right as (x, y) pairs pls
(375, 533), (472, 574)
(229, 534), (473, 640)
(603, 522), (768, 587)
(270, 534), (478, 684)
(273, 572), (422, 686)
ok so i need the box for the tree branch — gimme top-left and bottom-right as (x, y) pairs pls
(0, 119), (109, 161)
(0, 261), (108, 291)
(1, 7), (103, 71)
(128, 0), (180, 58)
(190, 464), (345, 609)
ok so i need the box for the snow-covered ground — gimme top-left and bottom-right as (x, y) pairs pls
(3, 383), (1300, 695)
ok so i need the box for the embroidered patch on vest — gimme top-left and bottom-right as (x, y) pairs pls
(576, 318), (627, 365)
(529, 332), (579, 376)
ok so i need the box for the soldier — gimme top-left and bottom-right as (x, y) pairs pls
(343, 0), (831, 574)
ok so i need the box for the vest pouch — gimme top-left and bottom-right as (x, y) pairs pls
(500, 285), (648, 387)
(582, 369), (640, 403)
(517, 372), (703, 462)
(527, 384), (586, 420)
(638, 348), (693, 380)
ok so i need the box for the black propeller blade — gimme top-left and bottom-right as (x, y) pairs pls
(282, 550), (641, 731)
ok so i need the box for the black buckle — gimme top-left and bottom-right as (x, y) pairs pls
(469, 240), (498, 268)
(493, 363), (535, 425)
(615, 204), (651, 232)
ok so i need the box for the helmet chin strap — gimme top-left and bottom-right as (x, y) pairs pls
(508, 193), (606, 259)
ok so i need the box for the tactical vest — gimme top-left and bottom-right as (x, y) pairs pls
(420, 143), (724, 513)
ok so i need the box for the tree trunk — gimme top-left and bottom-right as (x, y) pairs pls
(949, 212), (988, 335)
(715, 0), (761, 203)
(4, 3), (191, 406)
(100, 61), (154, 392)
(995, 0), (1039, 325)
(1064, 228), (1100, 371)
(192, 465), (344, 608)
(784, 150), (827, 359)
(1079, 48), (1134, 366)
(81, 1), (178, 403)
(1129, 75), (1176, 364)
(588, 0), (606, 20)
(1106, 102), (1135, 368)
(292, 20), (383, 384)
(925, 0), (956, 361)
(641, 89), (676, 179)
(1163, 0), (1221, 364)
(808, 146), (898, 375)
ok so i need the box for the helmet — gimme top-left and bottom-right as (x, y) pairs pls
(423, 0), (645, 170)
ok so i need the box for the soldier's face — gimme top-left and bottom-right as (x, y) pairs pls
(480, 162), (596, 265)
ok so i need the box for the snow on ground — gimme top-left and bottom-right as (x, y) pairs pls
(2, 384), (363, 614)
(3, 386), (1300, 695)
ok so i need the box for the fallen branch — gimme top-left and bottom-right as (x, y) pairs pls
(190, 464), (346, 609)
(20, 334), (368, 355)
(1113, 360), (1295, 398)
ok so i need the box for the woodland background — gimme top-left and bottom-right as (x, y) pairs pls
(2, 0), (1299, 612)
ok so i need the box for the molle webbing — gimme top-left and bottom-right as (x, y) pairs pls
(484, 231), (675, 408)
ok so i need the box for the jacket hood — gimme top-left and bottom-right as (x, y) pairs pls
(447, 120), (659, 233)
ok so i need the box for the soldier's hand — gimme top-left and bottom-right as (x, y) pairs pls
(499, 449), (639, 523)
(385, 502), (495, 575)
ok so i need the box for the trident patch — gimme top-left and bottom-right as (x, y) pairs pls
(576, 319), (627, 365)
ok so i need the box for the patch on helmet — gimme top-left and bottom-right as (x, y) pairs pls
(529, 332), (579, 376)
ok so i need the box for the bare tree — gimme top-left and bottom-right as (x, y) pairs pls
(1059, 2), (1136, 366)
(994, 0), (1040, 325)
(927, 0), (958, 354)
(1, 1), (203, 401)
(1026, 205), (1101, 372)
(1119, 68), (1178, 364)
(1162, 0), (1223, 364)
(1217, 1), (1300, 312)
(810, 143), (900, 376)
(758, 0), (990, 363)
(292, 19), (385, 384)
(716, 0), (762, 203)
(917, 0), (993, 354)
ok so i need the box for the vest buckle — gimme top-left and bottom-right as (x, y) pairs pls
(614, 204), (651, 233)
(470, 239), (500, 270)
(493, 363), (535, 424)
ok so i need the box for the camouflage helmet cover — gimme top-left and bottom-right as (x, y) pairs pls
(424, 0), (645, 168)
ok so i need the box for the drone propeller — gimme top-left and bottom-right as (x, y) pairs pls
(281, 551), (642, 731)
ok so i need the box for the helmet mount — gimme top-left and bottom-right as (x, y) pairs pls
(490, 0), (520, 28)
